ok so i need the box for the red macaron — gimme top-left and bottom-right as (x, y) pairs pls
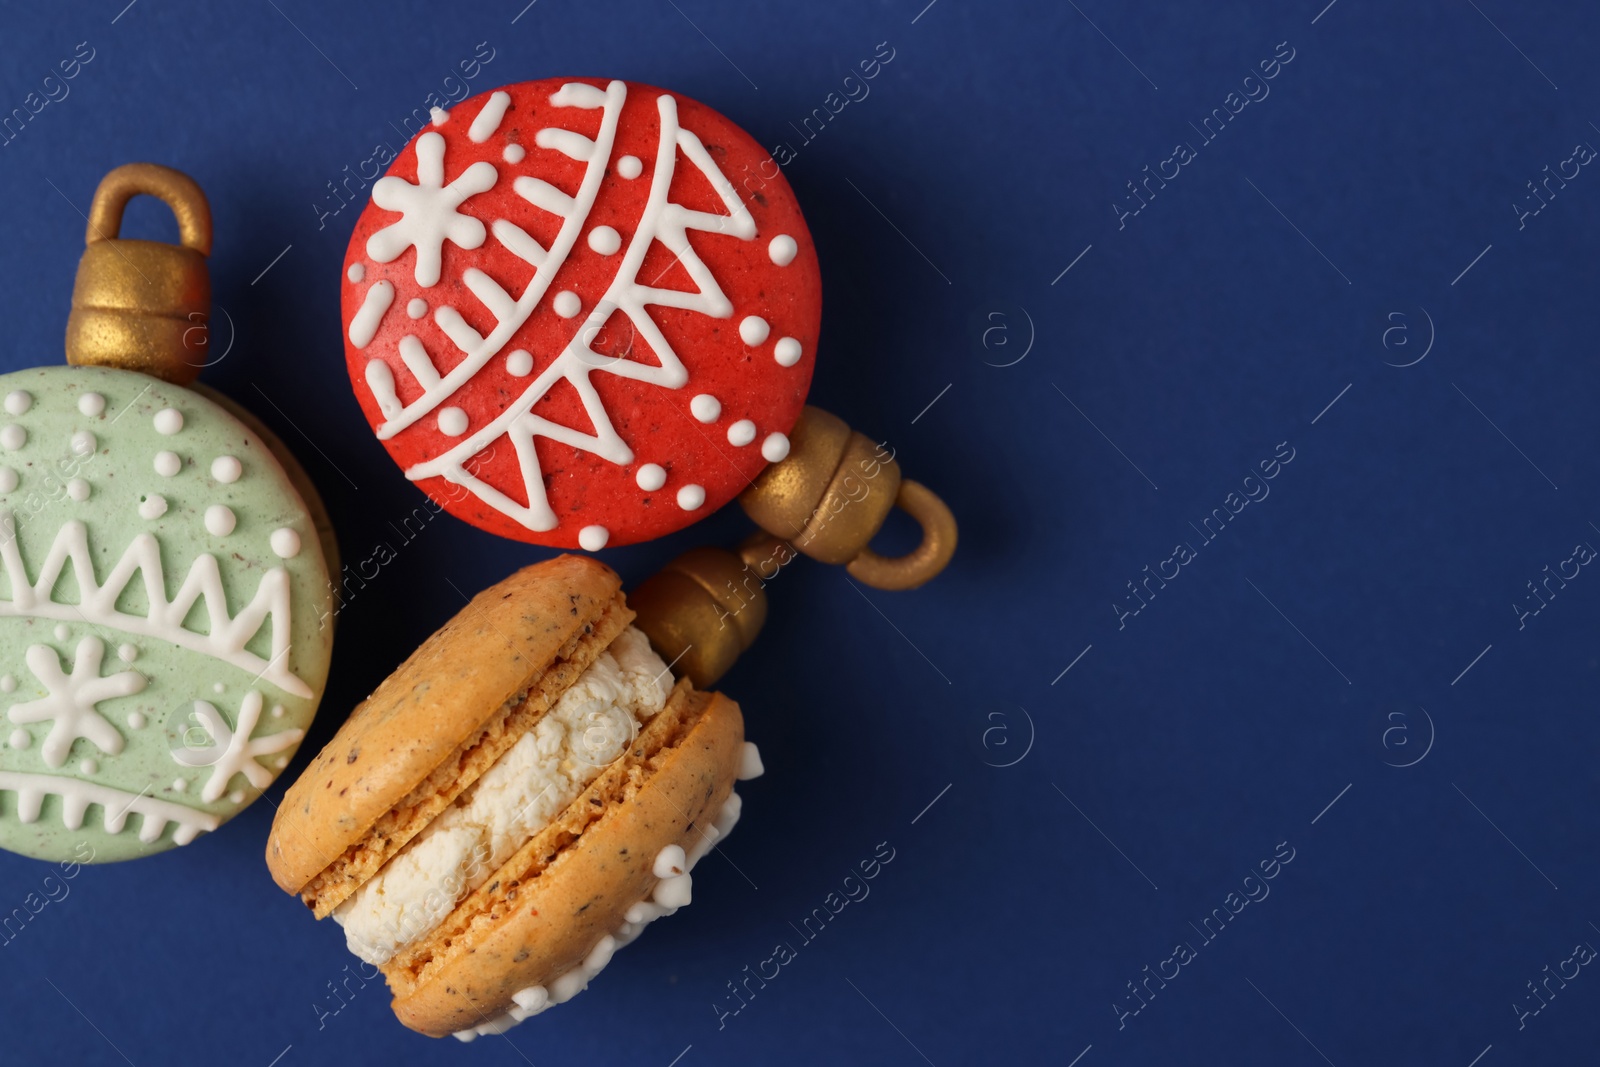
(340, 78), (821, 549)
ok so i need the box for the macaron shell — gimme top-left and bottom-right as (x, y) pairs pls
(0, 366), (333, 862)
(267, 554), (624, 896)
(341, 78), (821, 549)
(389, 687), (743, 1037)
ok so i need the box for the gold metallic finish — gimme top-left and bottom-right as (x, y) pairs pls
(630, 548), (769, 689)
(846, 479), (959, 591)
(792, 431), (903, 564)
(65, 163), (212, 385)
(736, 404), (958, 591)
(738, 406), (850, 538)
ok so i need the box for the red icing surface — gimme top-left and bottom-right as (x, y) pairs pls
(340, 78), (820, 548)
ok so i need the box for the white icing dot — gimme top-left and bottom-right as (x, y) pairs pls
(617, 154), (643, 179)
(506, 349), (533, 376)
(212, 682), (225, 694)
(578, 525), (610, 551)
(127, 711), (145, 729)
(154, 451), (181, 477)
(438, 407), (469, 436)
(739, 316), (770, 346)
(347, 263), (365, 283)
(761, 432), (791, 463)
(587, 226), (622, 255)
(0, 675), (13, 693)
(273, 756), (288, 769)
(171, 778), (187, 793)
(270, 528), (302, 559)
(769, 234), (798, 266)
(503, 143), (526, 164)
(1, 425), (26, 451)
(153, 408), (183, 435)
(228, 789), (245, 804)
(407, 298), (428, 319)
(79, 759), (97, 775)
(118, 644), (137, 663)
(9, 730), (28, 750)
(774, 337), (802, 367)
(727, 420), (757, 447)
(271, 704), (285, 719)
(139, 494), (167, 520)
(0, 468), (17, 493)
(66, 478), (89, 502)
(690, 394), (721, 423)
(211, 455), (242, 483)
(430, 106), (449, 126)
(553, 290), (582, 318)
(635, 463), (667, 492)
(53, 624), (68, 640)
(77, 392), (105, 417)
(677, 484), (705, 511)
(70, 430), (96, 457)
(205, 504), (236, 537)
(3, 391), (30, 416)
(738, 740), (765, 780)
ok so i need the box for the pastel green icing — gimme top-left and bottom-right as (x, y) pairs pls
(0, 366), (333, 862)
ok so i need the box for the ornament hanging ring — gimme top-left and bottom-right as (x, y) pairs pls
(84, 163), (212, 253)
(845, 479), (958, 591)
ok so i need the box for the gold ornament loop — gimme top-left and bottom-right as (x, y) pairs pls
(84, 163), (212, 254)
(66, 163), (212, 385)
(845, 478), (959, 591)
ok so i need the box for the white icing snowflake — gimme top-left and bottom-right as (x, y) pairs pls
(8, 637), (144, 768)
(366, 131), (499, 287)
(169, 690), (303, 803)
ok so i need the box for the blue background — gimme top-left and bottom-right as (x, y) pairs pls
(0, 0), (1595, 1064)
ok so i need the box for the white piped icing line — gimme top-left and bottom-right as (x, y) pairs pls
(0, 770), (219, 844)
(468, 90), (512, 143)
(366, 132), (498, 288)
(454, 778), (754, 1041)
(349, 281), (395, 349)
(168, 691), (303, 803)
(376, 82), (762, 536)
(0, 509), (313, 697)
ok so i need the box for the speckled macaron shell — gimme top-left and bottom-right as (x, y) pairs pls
(0, 366), (333, 862)
(267, 554), (625, 898)
(390, 686), (744, 1037)
(341, 78), (821, 550)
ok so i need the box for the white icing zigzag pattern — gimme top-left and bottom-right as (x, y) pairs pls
(0, 770), (220, 845)
(0, 510), (311, 698)
(362, 81), (757, 533)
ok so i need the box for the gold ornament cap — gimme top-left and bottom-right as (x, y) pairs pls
(65, 163), (212, 385)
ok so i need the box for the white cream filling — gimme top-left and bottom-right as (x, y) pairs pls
(454, 743), (763, 1042)
(334, 626), (672, 966)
